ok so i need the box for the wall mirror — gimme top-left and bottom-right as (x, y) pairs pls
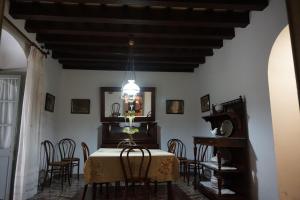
(100, 87), (156, 122)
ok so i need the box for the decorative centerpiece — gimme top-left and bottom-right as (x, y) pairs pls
(122, 110), (139, 144)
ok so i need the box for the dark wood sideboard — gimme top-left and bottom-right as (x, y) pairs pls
(100, 122), (159, 149)
(193, 96), (250, 200)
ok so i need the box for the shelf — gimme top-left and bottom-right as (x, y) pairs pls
(193, 137), (247, 148)
(201, 162), (240, 173)
(199, 181), (244, 200)
(203, 112), (239, 122)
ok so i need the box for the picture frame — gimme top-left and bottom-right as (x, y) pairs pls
(166, 100), (184, 114)
(45, 93), (55, 112)
(201, 94), (210, 112)
(71, 99), (90, 114)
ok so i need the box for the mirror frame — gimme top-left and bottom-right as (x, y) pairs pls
(100, 87), (156, 122)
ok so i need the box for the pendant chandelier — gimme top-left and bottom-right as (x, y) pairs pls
(121, 40), (140, 103)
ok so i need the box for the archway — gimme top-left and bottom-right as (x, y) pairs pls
(268, 26), (300, 199)
(0, 28), (27, 70)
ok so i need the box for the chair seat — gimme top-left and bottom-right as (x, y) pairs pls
(49, 161), (70, 166)
(178, 157), (187, 161)
(63, 157), (80, 162)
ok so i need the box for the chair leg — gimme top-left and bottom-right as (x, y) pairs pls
(92, 183), (97, 200)
(187, 165), (190, 185)
(105, 183), (109, 199)
(77, 161), (80, 180)
(60, 167), (64, 190)
(154, 181), (158, 194)
(67, 165), (71, 186)
(82, 184), (88, 200)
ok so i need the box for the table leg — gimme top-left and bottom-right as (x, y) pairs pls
(167, 181), (173, 200)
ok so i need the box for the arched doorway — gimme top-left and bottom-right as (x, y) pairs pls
(0, 28), (25, 200)
(268, 26), (300, 199)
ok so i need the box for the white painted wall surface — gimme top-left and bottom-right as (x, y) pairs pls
(193, 0), (288, 199)
(55, 70), (198, 172)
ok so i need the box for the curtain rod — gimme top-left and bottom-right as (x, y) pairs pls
(3, 16), (48, 56)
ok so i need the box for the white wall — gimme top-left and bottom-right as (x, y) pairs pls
(3, 0), (63, 142)
(55, 70), (198, 172)
(193, 0), (288, 199)
(269, 26), (300, 200)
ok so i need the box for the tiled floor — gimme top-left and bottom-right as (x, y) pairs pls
(30, 176), (208, 200)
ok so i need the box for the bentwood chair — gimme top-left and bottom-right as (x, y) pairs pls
(183, 144), (209, 185)
(43, 140), (71, 189)
(120, 145), (152, 199)
(58, 138), (80, 180)
(167, 139), (187, 177)
(81, 142), (109, 200)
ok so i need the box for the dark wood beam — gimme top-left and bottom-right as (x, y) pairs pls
(58, 57), (205, 65)
(27, 21), (235, 39)
(62, 62), (196, 72)
(50, 47), (213, 57)
(15, 0), (268, 11)
(37, 34), (223, 49)
(10, 2), (250, 28)
(52, 51), (209, 59)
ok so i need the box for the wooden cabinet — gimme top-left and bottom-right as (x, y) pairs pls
(193, 97), (250, 200)
(100, 122), (159, 149)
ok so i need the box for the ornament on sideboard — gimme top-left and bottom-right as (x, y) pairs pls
(210, 128), (218, 137)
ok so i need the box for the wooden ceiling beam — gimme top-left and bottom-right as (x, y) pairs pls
(58, 57), (205, 65)
(10, 2), (250, 27)
(37, 34), (223, 49)
(50, 47), (213, 57)
(62, 62), (197, 72)
(27, 21), (235, 39)
(63, 65), (195, 72)
(14, 0), (268, 11)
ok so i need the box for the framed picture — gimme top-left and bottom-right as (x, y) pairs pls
(71, 99), (90, 114)
(166, 100), (184, 114)
(201, 94), (210, 112)
(45, 93), (55, 112)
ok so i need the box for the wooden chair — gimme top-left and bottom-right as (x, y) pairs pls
(167, 139), (187, 177)
(120, 145), (152, 199)
(81, 142), (109, 200)
(184, 144), (209, 185)
(58, 138), (80, 180)
(43, 140), (71, 189)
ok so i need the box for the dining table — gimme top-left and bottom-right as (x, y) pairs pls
(84, 148), (180, 199)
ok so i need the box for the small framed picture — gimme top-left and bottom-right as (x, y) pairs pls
(45, 93), (55, 112)
(166, 100), (184, 114)
(201, 94), (210, 112)
(71, 99), (90, 114)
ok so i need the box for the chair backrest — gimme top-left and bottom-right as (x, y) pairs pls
(196, 144), (209, 162)
(58, 138), (76, 160)
(167, 140), (177, 154)
(43, 140), (55, 165)
(81, 142), (90, 163)
(120, 145), (152, 182)
(167, 138), (186, 158)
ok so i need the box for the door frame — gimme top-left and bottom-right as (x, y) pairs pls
(285, 0), (300, 105)
(0, 75), (21, 200)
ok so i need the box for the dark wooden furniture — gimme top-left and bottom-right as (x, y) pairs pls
(58, 138), (80, 180)
(43, 140), (71, 189)
(167, 139), (187, 177)
(120, 145), (152, 199)
(193, 97), (250, 200)
(81, 142), (109, 200)
(100, 122), (159, 149)
(184, 144), (209, 185)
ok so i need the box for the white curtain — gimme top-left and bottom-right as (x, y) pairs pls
(13, 47), (45, 200)
(0, 78), (19, 149)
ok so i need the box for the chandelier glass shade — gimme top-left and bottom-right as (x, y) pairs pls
(121, 40), (140, 103)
